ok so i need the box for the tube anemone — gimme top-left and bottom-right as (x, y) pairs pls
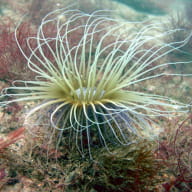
(1, 8), (191, 158)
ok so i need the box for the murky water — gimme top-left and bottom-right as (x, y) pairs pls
(0, 1), (191, 191)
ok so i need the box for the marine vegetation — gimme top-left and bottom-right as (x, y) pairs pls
(0, 8), (191, 158)
(0, 138), (163, 192)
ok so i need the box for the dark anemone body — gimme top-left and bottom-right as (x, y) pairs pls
(48, 102), (138, 157)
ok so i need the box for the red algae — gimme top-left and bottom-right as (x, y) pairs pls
(0, 127), (25, 152)
(0, 19), (36, 82)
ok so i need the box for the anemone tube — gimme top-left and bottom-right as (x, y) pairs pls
(1, 8), (191, 158)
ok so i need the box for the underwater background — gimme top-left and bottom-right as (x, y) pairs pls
(0, 0), (192, 191)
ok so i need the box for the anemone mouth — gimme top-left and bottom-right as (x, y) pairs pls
(69, 87), (106, 105)
(48, 81), (108, 105)
(73, 87), (105, 100)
